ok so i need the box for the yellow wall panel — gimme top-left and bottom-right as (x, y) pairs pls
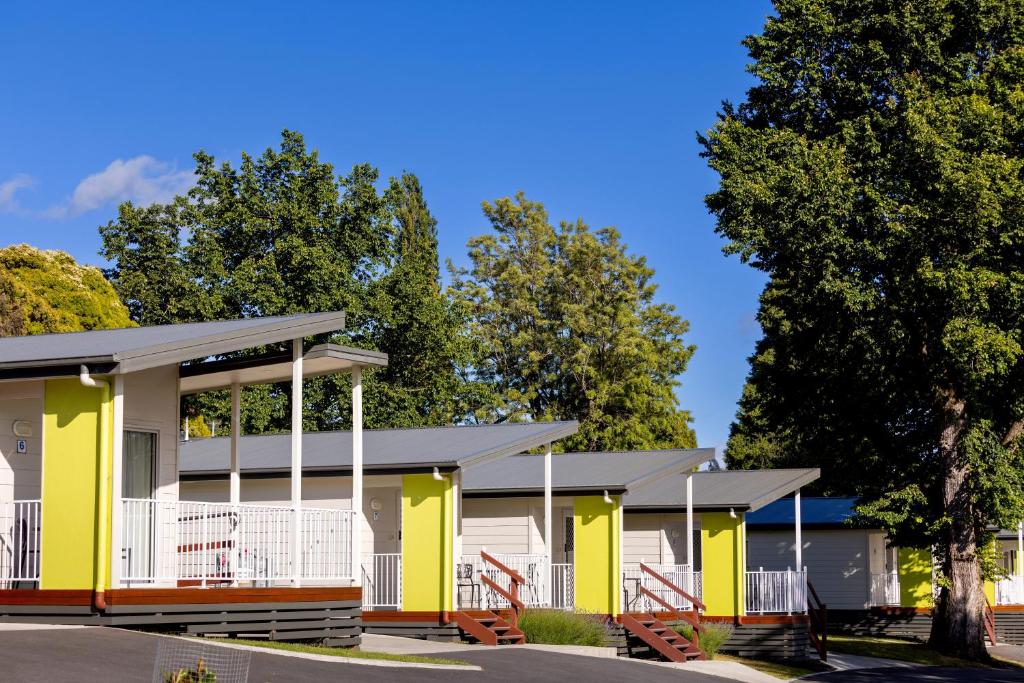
(41, 378), (111, 590)
(701, 512), (745, 617)
(898, 547), (934, 608)
(401, 473), (453, 611)
(573, 495), (621, 616)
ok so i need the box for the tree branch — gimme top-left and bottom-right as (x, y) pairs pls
(1004, 419), (1024, 450)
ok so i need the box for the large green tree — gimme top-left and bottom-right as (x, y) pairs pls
(450, 193), (697, 452)
(0, 244), (133, 335)
(703, 0), (1024, 658)
(101, 130), (468, 433)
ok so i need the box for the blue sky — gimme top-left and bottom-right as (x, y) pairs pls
(0, 1), (772, 455)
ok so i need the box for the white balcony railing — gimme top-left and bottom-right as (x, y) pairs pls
(997, 575), (1024, 606)
(121, 499), (354, 586)
(551, 563), (574, 610)
(362, 553), (402, 609)
(745, 568), (808, 614)
(622, 564), (702, 612)
(869, 571), (901, 606)
(459, 553), (549, 609)
(0, 500), (40, 587)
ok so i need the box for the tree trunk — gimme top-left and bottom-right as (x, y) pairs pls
(928, 394), (989, 660)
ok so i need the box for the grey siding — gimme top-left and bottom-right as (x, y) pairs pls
(747, 529), (871, 610)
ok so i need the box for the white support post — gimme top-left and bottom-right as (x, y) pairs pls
(685, 473), (694, 568)
(230, 381), (241, 586)
(290, 338), (303, 586)
(110, 374), (124, 587)
(351, 367), (363, 586)
(544, 442), (552, 607)
(451, 468), (461, 611)
(1018, 521), (1023, 583)
(794, 489), (803, 574)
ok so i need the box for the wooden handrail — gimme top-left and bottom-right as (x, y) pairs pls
(639, 562), (707, 612)
(984, 597), (998, 646)
(640, 586), (700, 630)
(480, 574), (526, 612)
(807, 579), (827, 662)
(481, 551), (526, 585)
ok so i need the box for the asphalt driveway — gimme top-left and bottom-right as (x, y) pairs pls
(0, 627), (730, 682)
(804, 665), (1024, 683)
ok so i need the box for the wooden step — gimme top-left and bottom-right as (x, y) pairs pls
(620, 612), (704, 663)
(453, 610), (525, 646)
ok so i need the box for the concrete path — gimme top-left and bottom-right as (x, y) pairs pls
(803, 667), (1024, 682)
(824, 652), (922, 671)
(0, 627), (733, 682)
(992, 644), (1024, 664)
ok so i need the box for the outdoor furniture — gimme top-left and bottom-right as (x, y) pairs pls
(457, 562), (480, 609)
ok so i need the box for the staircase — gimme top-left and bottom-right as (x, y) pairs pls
(454, 609), (525, 645)
(620, 612), (703, 662)
(619, 562), (706, 662)
(455, 551), (526, 646)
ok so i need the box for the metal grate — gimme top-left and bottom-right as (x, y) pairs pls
(151, 639), (251, 683)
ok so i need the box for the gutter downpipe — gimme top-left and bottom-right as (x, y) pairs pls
(80, 365), (111, 612)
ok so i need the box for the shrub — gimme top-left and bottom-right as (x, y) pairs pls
(518, 609), (608, 646)
(674, 621), (733, 660)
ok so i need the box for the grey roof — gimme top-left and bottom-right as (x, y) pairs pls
(0, 312), (347, 375)
(623, 468), (820, 513)
(179, 421), (580, 474)
(461, 449), (716, 496)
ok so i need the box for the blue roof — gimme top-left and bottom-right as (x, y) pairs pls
(746, 496), (858, 527)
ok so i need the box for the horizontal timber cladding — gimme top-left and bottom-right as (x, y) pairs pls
(994, 611), (1024, 645)
(828, 608), (933, 641)
(721, 622), (809, 659)
(0, 588), (363, 647)
(361, 610), (462, 641)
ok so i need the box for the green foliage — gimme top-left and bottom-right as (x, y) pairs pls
(674, 621), (733, 659)
(450, 193), (697, 452)
(0, 244), (133, 335)
(182, 415), (213, 440)
(100, 131), (470, 433)
(703, 0), (1024, 658)
(517, 609), (608, 646)
(163, 657), (216, 683)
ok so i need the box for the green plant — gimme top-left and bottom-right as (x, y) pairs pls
(517, 609), (607, 646)
(674, 621), (733, 660)
(163, 657), (216, 682)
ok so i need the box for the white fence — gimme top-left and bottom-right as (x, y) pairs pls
(869, 571), (901, 606)
(0, 500), (40, 587)
(745, 568), (808, 614)
(362, 553), (402, 609)
(997, 575), (1024, 606)
(551, 563), (574, 610)
(622, 564), (702, 612)
(121, 499), (354, 586)
(459, 553), (548, 609)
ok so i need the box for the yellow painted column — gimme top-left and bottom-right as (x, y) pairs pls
(401, 473), (453, 612)
(984, 579), (996, 605)
(573, 495), (622, 616)
(700, 512), (745, 617)
(41, 378), (113, 590)
(898, 547), (934, 608)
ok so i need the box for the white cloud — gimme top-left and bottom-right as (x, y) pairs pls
(0, 174), (34, 212)
(46, 156), (193, 218)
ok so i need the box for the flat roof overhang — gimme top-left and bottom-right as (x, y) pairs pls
(179, 343), (388, 395)
(181, 463), (461, 480)
(463, 486), (629, 499)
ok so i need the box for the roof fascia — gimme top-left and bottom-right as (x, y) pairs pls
(622, 449), (715, 494)
(114, 312), (347, 373)
(456, 421), (580, 469)
(745, 469), (822, 513)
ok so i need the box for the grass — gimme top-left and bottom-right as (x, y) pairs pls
(517, 609), (608, 646)
(718, 654), (830, 680)
(201, 638), (470, 666)
(673, 621), (734, 659)
(828, 635), (1024, 669)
